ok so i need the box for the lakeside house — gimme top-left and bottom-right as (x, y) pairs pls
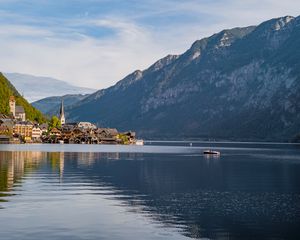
(13, 121), (34, 142)
(32, 125), (42, 142)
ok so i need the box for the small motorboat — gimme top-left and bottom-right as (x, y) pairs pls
(203, 150), (220, 155)
(135, 139), (144, 146)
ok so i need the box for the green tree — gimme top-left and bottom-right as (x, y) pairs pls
(49, 116), (61, 131)
(117, 133), (130, 144)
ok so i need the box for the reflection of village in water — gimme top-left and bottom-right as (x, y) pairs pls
(0, 151), (142, 204)
(0, 152), (45, 192)
(0, 150), (148, 213)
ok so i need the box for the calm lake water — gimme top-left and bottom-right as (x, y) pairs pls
(0, 142), (300, 240)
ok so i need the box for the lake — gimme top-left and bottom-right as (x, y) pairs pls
(0, 142), (300, 239)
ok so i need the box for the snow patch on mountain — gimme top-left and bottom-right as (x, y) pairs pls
(273, 16), (294, 31)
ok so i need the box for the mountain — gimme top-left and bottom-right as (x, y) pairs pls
(0, 73), (45, 122)
(32, 94), (89, 117)
(67, 16), (300, 141)
(4, 73), (96, 102)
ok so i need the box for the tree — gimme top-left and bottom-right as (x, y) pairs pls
(49, 116), (61, 131)
(117, 133), (130, 144)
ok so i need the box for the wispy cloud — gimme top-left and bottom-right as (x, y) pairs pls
(0, 16), (165, 88)
(0, 0), (299, 89)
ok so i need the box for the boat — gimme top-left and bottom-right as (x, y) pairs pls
(203, 150), (220, 155)
(59, 140), (64, 144)
(135, 139), (144, 146)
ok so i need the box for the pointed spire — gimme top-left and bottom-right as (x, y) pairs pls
(60, 99), (64, 115)
(60, 98), (65, 125)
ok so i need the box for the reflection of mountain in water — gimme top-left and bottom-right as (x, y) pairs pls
(69, 152), (300, 239)
(0, 150), (300, 239)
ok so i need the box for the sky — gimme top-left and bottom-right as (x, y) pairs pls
(0, 0), (299, 89)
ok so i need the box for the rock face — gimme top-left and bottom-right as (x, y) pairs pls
(68, 16), (300, 141)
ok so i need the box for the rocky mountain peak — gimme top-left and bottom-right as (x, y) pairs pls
(182, 26), (255, 64)
(114, 69), (143, 90)
(148, 54), (179, 72)
(263, 15), (295, 32)
(213, 27), (255, 49)
(254, 15), (295, 35)
(132, 70), (143, 78)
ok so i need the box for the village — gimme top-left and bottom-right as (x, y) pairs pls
(0, 96), (138, 145)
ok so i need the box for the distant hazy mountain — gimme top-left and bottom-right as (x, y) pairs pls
(67, 16), (300, 141)
(32, 94), (89, 117)
(4, 73), (96, 102)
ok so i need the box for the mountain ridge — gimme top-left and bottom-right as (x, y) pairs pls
(67, 15), (300, 140)
(32, 94), (89, 117)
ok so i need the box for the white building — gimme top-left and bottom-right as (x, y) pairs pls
(32, 126), (42, 140)
(77, 122), (97, 130)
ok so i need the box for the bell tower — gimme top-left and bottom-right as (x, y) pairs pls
(9, 96), (16, 117)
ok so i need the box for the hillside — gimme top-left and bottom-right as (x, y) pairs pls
(0, 73), (46, 123)
(32, 94), (89, 117)
(67, 16), (300, 141)
(4, 73), (96, 102)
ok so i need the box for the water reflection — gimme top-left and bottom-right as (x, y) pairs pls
(0, 147), (300, 240)
(0, 152), (44, 191)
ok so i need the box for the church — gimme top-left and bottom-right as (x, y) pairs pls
(9, 96), (26, 121)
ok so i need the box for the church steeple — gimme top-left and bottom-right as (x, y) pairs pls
(60, 99), (65, 125)
(9, 96), (16, 117)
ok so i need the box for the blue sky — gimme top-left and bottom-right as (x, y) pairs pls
(0, 0), (299, 88)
